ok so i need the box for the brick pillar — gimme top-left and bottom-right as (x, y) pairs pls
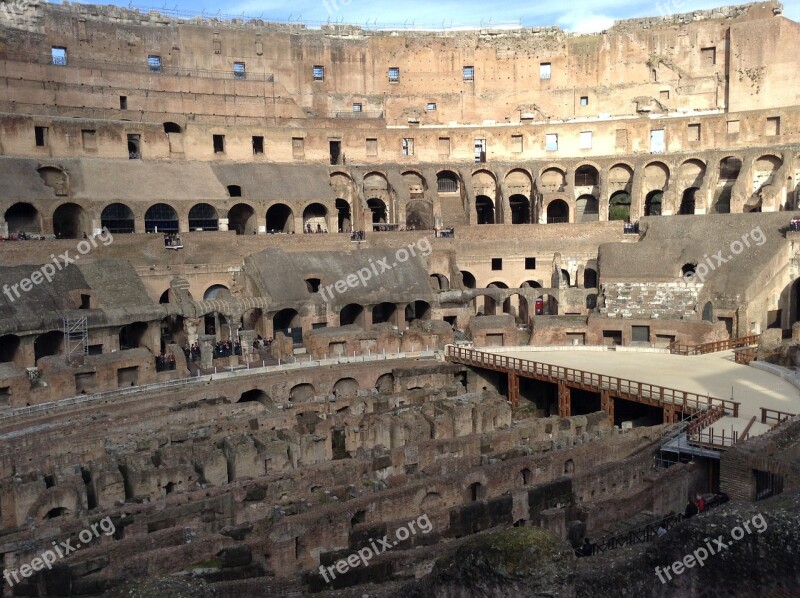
(663, 404), (677, 424)
(558, 381), (571, 417)
(600, 390), (614, 425)
(508, 372), (520, 409)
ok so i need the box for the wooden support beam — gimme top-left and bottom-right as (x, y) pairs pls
(558, 381), (571, 417)
(508, 372), (520, 409)
(600, 390), (614, 425)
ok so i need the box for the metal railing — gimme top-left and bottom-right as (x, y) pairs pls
(445, 345), (740, 416)
(328, 111), (384, 119)
(670, 335), (760, 356)
(592, 512), (684, 554)
(3, 53), (275, 82)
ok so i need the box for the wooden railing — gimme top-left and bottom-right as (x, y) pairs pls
(445, 346), (740, 416)
(734, 347), (758, 365)
(670, 335), (760, 356)
(761, 408), (796, 426)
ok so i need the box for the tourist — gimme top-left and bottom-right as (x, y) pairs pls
(684, 499), (698, 519)
(696, 494), (705, 513)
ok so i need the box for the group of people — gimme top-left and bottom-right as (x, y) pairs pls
(155, 352), (176, 372)
(623, 221), (640, 234)
(252, 336), (273, 350)
(2, 232), (46, 241)
(684, 495), (706, 518)
(350, 230), (367, 241)
(213, 340), (242, 358)
(304, 224), (328, 234)
(790, 218), (800, 232)
(163, 233), (182, 248)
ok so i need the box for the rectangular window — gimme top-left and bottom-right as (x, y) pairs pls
(233, 62), (246, 79)
(292, 137), (304, 158)
(615, 129), (628, 150)
(252, 136), (264, 155)
(525, 257), (536, 270)
(82, 129), (97, 150)
(660, 89), (670, 100)
(388, 67), (400, 82)
(51, 46), (67, 66)
(366, 138), (378, 157)
(539, 62), (551, 80)
(313, 65), (325, 81)
(688, 123), (701, 142)
(119, 96), (128, 110)
(474, 138), (486, 163)
(727, 120), (740, 134)
(545, 133), (558, 151)
(438, 136), (451, 157)
(213, 134), (225, 154)
(579, 131), (592, 150)
(491, 258), (503, 271)
(650, 129), (665, 153)
(463, 66), (474, 82)
(580, 96), (588, 106)
(511, 134), (523, 153)
(402, 138), (414, 156)
(352, 103), (362, 112)
(148, 55), (161, 72)
(631, 326), (650, 343)
(427, 102), (437, 111)
(766, 116), (781, 136)
(701, 47), (716, 66)
(34, 126), (48, 147)
(127, 134), (141, 159)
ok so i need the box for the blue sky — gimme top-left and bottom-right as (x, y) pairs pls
(67, 0), (799, 32)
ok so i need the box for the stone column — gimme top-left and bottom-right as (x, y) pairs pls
(185, 318), (201, 347)
(199, 335), (215, 369)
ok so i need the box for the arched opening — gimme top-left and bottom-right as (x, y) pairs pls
(203, 285), (231, 301)
(402, 171), (427, 198)
(546, 200), (569, 224)
(372, 302), (397, 325)
(679, 188), (698, 215)
(240, 389), (269, 404)
(521, 468), (532, 486)
(540, 168), (566, 192)
(485, 282), (510, 316)
(575, 165), (599, 187)
(376, 373), (394, 394)
(644, 162), (670, 191)
(406, 200), (433, 230)
(333, 378), (359, 398)
(645, 191), (663, 216)
(437, 171), (460, 193)
(163, 122), (182, 134)
(405, 301), (431, 323)
(0, 335), (21, 363)
(274, 309), (302, 344)
(53, 203), (89, 239)
(702, 302), (714, 322)
(475, 195), (495, 224)
(44, 507), (68, 520)
(34, 331), (63, 362)
(101, 203), (134, 234)
(340, 304), (365, 327)
(521, 280), (542, 289)
(159, 290), (171, 304)
(584, 268), (598, 288)
(188, 203), (219, 231)
(228, 204), (256, 235)
(719, 156), (742, 181)
(160, 315), (186, 348)
(242, 309), (264, 334)
(144, 203), (178, 233)
(680, 159), (706, 188)
(336, 199), (352, 232)
(564, 459), (575, 474)
(430, 274), (450, 292)
(303, 203), (328, 234)
(461, 271), (477, 289)
(509, 195), (531, 224)
(289, 383), (315, 401)
(466, 482), (486, 502)
(576, 195), (599, 222)
(608, 191), (631, 221)
(266, 204), (294, 233)
(367, 199), (388, 227)
(561, 269), (571, 287)
(4, 202), (42, 235)
(119, 322), (148, 351)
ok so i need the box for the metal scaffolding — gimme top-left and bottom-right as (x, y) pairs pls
(63, 316), (88, 365)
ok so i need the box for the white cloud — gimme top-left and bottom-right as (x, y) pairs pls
(557, 11), (616, 33)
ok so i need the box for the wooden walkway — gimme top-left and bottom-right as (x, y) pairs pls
(445, 345), (740, 423)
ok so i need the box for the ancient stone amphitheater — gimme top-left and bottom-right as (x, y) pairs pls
(0, 1), (799, 596)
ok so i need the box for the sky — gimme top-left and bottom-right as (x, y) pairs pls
(66, 0), (799, 32)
